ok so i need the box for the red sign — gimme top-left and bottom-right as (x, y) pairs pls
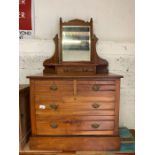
(19, 0), (32, 30)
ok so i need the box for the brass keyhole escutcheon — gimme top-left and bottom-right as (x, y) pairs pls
(92, 84), (100, 91)
(50, 104), (58, 111)
(91, 123), (100, 129)
(51, 122), (58, 128)
(92, 103), (100, 109)
(50, 84), (58, 91)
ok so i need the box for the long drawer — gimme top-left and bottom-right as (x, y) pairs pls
(35, 92), (115, 102)
(34, 82), (116, 116)
(36, 115), (115, 135)
(35, 100), (115, 110)
(36, 109), (115, 116)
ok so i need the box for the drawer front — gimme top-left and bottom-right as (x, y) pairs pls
(36, 101), (115, 111)
(35, 80), (73, 85)
(77, 80), (116, 96)
(57, 66), (96, 74)
(34, 80), (73, 96)
(35, 93), (115, 103)
(36, 115), (115, 135)
(77, 80), (115, 85)
(36, 109), (115, 116)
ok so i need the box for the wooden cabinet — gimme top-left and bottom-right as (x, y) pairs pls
(28, 75), (122, 151)
(26, 18), (123, 151)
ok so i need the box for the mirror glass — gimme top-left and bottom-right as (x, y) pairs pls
(62, 26), (91, 62)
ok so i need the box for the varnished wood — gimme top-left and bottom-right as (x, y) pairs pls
(36, 119), (115, 135)
(35, 95), (115, 102)
(20, 129), (135, 155)
(20, 152), (75, 155)
(30, 136), (120, 151)
(35, 101), (115, 110)
(36, 115), (115, 121)
(19, 85), (31, 149)
(27, 73), (123, 79)
(27, 18), (123, 152)
(36, 109), (115, 116)
(27, 74), (122, 150)
(43, 18), (109, 74)
(114, 80), (120, 135)
(30, 80), (37, 135)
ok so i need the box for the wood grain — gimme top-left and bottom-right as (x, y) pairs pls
(35, 101), (115, 111)
(19, 85), (31, 149)
(35, 94), (115, 102)
(29, 136), (120, 151)
(36, 109), (115, 116)
(114, 80), (120, 135)
(36, 119), (114, 135)
(30, 80), (37, 135)
(28, 73), (122, 150)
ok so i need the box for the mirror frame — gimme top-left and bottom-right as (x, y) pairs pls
(59, 18), (95, 64)
(43, 18), (109, 74)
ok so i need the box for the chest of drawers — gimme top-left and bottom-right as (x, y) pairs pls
(28, 74), (122, 151)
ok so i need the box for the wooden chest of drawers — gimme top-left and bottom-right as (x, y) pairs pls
(28, 73), (122, 151)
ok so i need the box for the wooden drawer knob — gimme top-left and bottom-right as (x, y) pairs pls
(92, 84), (100, 91)
(50, 104), (58, 111)
(91, 123), (100, 129)
(92, 103), (100, 109)
(51, 122), (58, 128)
(50, 84), (58, 91)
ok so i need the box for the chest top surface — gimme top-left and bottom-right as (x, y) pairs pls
(27, 73), (123, 80)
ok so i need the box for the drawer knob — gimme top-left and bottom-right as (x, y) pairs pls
(92, 103), (100, 109)
(92, 85), (100, 91)
(50, 84), (58, 91)
(91, 123), (100, 129)
(50, 104), (58, 111)
(51, 122), (58, 128)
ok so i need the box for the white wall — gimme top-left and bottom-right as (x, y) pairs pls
(34, 0), (134, 41)
(19, 0), (135, 129)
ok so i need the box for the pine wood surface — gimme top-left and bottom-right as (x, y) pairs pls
(29, 136), (120, 151)
(28, 77), (121, 150)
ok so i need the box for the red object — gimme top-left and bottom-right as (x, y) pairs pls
(19, 0), (32, 30)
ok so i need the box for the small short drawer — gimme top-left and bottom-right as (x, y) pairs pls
(35, 80), (73, 85)
(34, 82), (74, 96)
(77, 84), (115, 92)
(77, 80), (115, 85)
(57, 66), (96, 74)
(77, 80), (116, 97)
